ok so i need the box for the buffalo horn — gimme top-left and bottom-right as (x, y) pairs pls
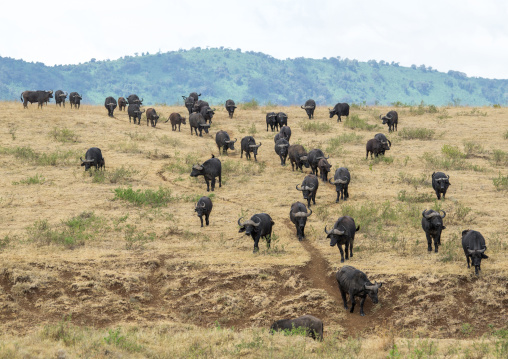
(387, 139), (391, 146)
(422, 210), (440, 219)
(365, 282), (380, 290)
(385, 114), (392, 119)
(440, 210), (446, 218)
(296, 184), (302, 191)
(300, 156), (307, 161)
(232, 138), (237, 143)
(192, 164), (203, 170)
(251, 216), (261, 227)
(379, 115), (383, 120)
(294, 209), (313, 218)
(324, 226), (345, 235)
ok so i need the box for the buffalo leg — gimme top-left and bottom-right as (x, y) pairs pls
(254, 153), (257, 162)
(339, 287), (348, 310)
(307, 197), (311, 208)
(434, 234), (440, 253)
(253, 236), (260, 253)
(349, 291), (356, 313)
(312, 192), (316, 205)
(435, 190), (441, 200)
(211, 178), (216, 191)
(336, 191), (340, 203)
(345, 186), (349, 200)
(199, 215), (204, 227)
(349, 241), (354, 258)
(241, 149), (243, 158)
(338, 245), (345, 263)
(218, 174), (222, 188)
(266, 233), (271, 249)
(344, 241), (349, 260)
(205, 179), (210, 192)
(359, 295), (367, 316)
(205, 213), (210, 226)
(426, 233), (433, 252)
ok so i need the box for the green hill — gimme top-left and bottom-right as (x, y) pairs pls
(1, 47), (507, 106)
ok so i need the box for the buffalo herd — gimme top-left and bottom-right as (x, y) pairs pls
(60, 92), (488, 339)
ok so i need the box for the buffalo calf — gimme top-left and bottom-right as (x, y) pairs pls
(270, 315), (323, 341)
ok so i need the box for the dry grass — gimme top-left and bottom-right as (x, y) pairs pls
(0, 102), (507, 357)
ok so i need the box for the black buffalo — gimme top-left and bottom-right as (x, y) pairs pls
(55, 90), (68, 107)
(380, 111), (398, 132)
(127, 94), (143, 105)
(301, 99), (316, 119)
(215, 130), (237, 154)
(104, 96), (117, 117)
(195, 196), (213, 227)
(374, 133), (391, 155)
(432, 172), (451, 200)
(296, 174), (319, 208)
(80, 147), (105, 172)
(288, 145), (310, 172)
(238, 213), (275, 253)
(193, 100), (210, 113)
(270, 315), (323, 341)
(189, 113), (210, 136)
(318, 158), (331, 182)
(277, 112), (288, 128)
(274, 138), (290, 166)
(190, 155), (222, 192)
(289, 201), (313, 241)
(225, 99), (237, 119)
(329, 103), (349, 122)
(240, 136), (262, 161)
(336, 266), (382, 316)
(421, 209), (446, 253)
(118, 97), (127, 111)
(308, 149), (329, 176)
(200, 105), (215, 124)
(461, 230), (488, 275)
(266, 112), (278, 132)
(21, 90), (53, 109)
(279, 126), (291, 142)
(69, 92), (82, 109)
(168, 113), (186, 131)
(325, 216), (359, 263)
(329, 167), (350, 203)
(128, 104), (145, 125)
(365, 138), (389, 159)
(184, 96), (195, 115)
(186, 92), (201, 101)
(146, 108), (160, 127)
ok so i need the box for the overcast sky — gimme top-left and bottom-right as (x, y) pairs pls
(1, 0), (507, 79)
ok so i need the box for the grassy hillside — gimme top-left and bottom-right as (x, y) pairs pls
(2, 48), (508, 106)
(0, 102), (507, 357)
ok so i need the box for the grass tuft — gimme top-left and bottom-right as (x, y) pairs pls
(344, 114), (379, 131)
(12, 173), (45, 185)
(49, 127), (78, 143)
(300, 121), (332, 133)
(113, 187), (177, 207)
(398, 128), (435, 140)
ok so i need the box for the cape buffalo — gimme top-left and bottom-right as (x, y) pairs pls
(277, 112), (288, 128)
(55, 90), (68, 107)
(308, 149), (329, 176)
(128, 104), (145, 125)
(288, 145), (309, 172)
(325, 216), (359, 263)
(195, 196), (213, 227)
(289, 202), (313, 241)
(193, 100), (209, 113)
(190, 155), (221, 192)
(366, 138), (389, 159)
(80, 147), (105, 172)
(279, 126), (292, 142)
(318, 158), (331, 182)
(104, 96), (117, 117)
(374, 133), (391, 155)
(274, 138), (290, 166)
(127, 94), (143, 105)
(240, 136), (261, 161)
(225, 99), (237, 119)
(266, 112), (278, 132)
(184, 96), (195, 115)
(301, 99), (316, 119)
(200, 105), (215, 124)
(69, 92), (82, 109)
(238, 213), (275, 253)
(329, 167), (350, 203)
(270, 315), (323, 341)
(461, 230), (488, 275)
(421, 209), (446, 253)
(21, 90), (53, 109)
(380, 111), (398, 132)
(168, 113), (186, 131)
(118, 97), (127, 111)
(432, 172), (451, 200)
(146, 108), (160, 127)
(189, 112), (210, 136)
(329, 103), (349, 122)
(296, 174), (319, 208)
(215, 130), (237, 154)
(336, 266), (382, 316)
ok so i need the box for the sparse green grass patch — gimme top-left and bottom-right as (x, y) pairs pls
(240, 98), (259, 110)
(457, 108), (487, 117)
(398, 172), (428, 190)
(398, 128), (435, 140)
(397, 190), (434, 203)
(49, 127), (78, 143)
(0, 146), (79, 166)
(12, 173), (45, 185)
(463, 140), (486, 158)
(492, 149), (508, 166)
(90, 166), (139, 184)
(422, 152), (484, 172)
(113, 187), (177, 207)
(125, 132), (149, 141)
(344, 114), (379, 131)
(493, 172), (508, 191)
(441, 144), (466, 159)
(111, 141), (142, 153)
(158, 135), (182, 147)
(300, 120), (332, 133)
(124, 225), (156, 250)
(504, 130), (508, 139)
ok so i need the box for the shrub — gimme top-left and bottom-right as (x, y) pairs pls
(441, 144), (466, 159)
(457, 108), (487, 117)
(463, 141), (485, 158)
(300, 121), (331, 133)
(398, 128), (435, 140)
(422, 152), (484, 172)
(158, 135), (181, 147)
(398, 172), (428, 189)
(49, 127), (78, 143)
(124, 224), (155, 250)
(493, 172), (508, 191)
(397, 190), (434, 203)
(13, 174), (45, 185)
(240, 99), (259, 110)
(0, 146), (79, 166)
(113, 187), (177, 207)
(492, 149), (508, 166)
(344, 114), (379, 131)
(90, 166), (139, 184)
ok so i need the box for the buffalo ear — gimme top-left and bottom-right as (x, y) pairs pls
(80, 162), (85, 166)
(378, 283), (383, 288)
(462, 230), (470, 237)
(441, 225), (446, 230)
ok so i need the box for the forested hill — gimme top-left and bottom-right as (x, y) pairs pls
(1, 47), (507, 106)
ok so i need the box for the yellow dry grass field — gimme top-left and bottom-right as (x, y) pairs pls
(0, 101), (507, 358)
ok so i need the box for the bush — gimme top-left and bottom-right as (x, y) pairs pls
(398, 128), (435, 140)
(493, 172), (508, 191)
(300, 121), (331, 133)
(91, 166), (139, 184)
(344, 114), (379, 131)
(240, 98), (259, 110)
(492, 149), (508, 166)
(463, 141), (485, 158)
(13, 174), (45, 185)
(0, 146), (79, 166)
(457, 108), (487, 117)
(398, 172), (428, 190)
(113, 187), (177, 207)
(49, 127), (78, 143)
(397, 190), (434, 203)
(441, 144), (466, 159)
(422, 152), (484, 172)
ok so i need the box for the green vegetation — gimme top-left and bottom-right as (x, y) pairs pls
(409, 101), (439, 115)
(27, 212), (103, 248)
(300, 120), (332, 133)
(12, 173), (45, 185)
(493, 172), (508, 191)
(398, 128), (435, 140)
(492, 149), (508, 166)
(49, 127), (78, 143)
(422, 152), (484, 172)
(90, 166), (139, 184)
(124, 225), (155, 250)
(397, 190), (434, 203)
(103, 328), (143, 352)
(441, 144), (466, 159)
(113, 187), (177, 207)
(0, 146), (79, 166)
(398, 172), (428, 189)
(504, 130), (508, 139)
(463, 140), (485, 158)
(344, 114), (379, 131)
(457, 108), (488, 116)
(240, 99), (259, 110)
(3, 48), (506, 106)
